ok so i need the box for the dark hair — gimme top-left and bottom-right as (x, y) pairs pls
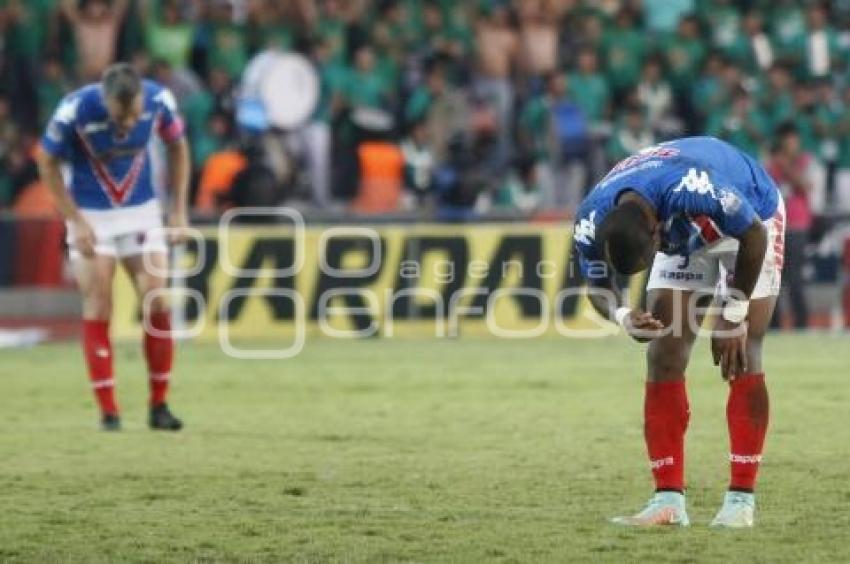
(596, 200), (655, 275)
(772, 121), (800, 153)
(101, 63), (142, 106)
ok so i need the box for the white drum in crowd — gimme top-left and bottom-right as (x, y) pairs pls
(240, 50), (320, 131)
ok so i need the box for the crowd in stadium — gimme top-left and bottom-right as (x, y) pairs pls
(2, 0), (850, 226)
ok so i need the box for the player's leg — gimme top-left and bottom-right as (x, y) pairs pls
(612, 251), (718, 526)
(120, 235), (183, 431)
(644, 287), (710, 485)
(73, 251), (121, 430)
(710, 294), (776, 528)
(611, 288), (705, 526)
(712, 200), (785, 528)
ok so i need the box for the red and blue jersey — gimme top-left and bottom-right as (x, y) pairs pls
(574, 136), (780, 278)
(41, 80), (185, 210)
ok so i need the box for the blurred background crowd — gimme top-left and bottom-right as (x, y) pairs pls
(3, 0), (850, 328)
(4, 0), (850, 218)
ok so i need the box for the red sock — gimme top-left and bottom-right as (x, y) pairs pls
(644, 379), (690, 492)
(144, 311), (174, 407)
(727, 373), (769, 492)
(82, 319), (118, 416)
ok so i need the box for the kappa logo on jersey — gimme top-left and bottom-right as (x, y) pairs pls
(674, 168), (718, 199)
(574, 210), (596, 245)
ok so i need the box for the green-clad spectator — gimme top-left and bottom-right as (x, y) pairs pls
(691, 53), (728, 122)
(705, 89), (767, 157)
(518, 72), (589, 207)
(400, 119), (436, 204)
(785, 4), (843, 80)
(493, 157), (540, 212)
(406, 62), (447, 124)
(246, 0), (298, 55)
(37, 59), (70, 129)
(726, 12), (775, 75)
(788, 83), (820, 155)
(660, 16), (706, 95)
(811, 81), (842, 164)
(1, 0), (54, 61)
(342, 45), (393, 110)
(207, 3), (247, 79)
(315, 0), (349, 65)
(601, 9), (647, 97)
(758, 65), (795, 134)
(568, 48), (610, 124)
(518, 81), (555, 163)
(141, 0), (194, 70)
(635, 57), (679, 135)
(370, 24), (402, 92)
(0, 95), (18, 207)
(192, 111), (232, 170)
(312, 39), (348, 124)
(606, 105), (656, 164)
(642, 0), (694, 34)
(699, 0), (740, 50)
(414, 2), (473, 84)
(375, 0), (417, 52)
(767, 0), (806, 54)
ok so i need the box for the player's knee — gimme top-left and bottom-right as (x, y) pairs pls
(134, 271), (168, 301)
(748, 323), (768, 342)
(82, 292), (113, 320)
(647, 339), (689, 380)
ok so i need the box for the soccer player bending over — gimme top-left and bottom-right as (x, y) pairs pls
(37, 64), (190, 432)
(573, 137), (784, 528)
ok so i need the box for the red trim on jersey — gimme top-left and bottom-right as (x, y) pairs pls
(692, 215), (724, 244)
(772, 203), (786, 270)
(76, 129), (145, 206)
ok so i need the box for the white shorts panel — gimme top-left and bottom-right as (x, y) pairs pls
(67, 200), (168, 259)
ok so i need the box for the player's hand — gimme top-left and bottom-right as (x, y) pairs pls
(71, 217), (97, 259)
(623, 309), (665, 343)
(711, 317), (748, 381)
(166, 212), (190, 245)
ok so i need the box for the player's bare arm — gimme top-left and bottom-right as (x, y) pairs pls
(712, 219), (768, 381)
(37, 149), (97, 258)
(164, 137), (191, 244)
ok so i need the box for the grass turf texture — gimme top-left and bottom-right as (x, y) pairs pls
(1, 334), (848, 563)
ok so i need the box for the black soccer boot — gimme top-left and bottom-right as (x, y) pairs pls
(101, 413), (122, 431)
(149, 403), (183, 431)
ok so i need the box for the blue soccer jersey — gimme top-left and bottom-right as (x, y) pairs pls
(573, 136), (780, 279)
(41, 80), (185, 210)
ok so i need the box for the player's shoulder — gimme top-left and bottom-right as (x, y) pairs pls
(143, 80), (178, 112)
(53, 84), (104, 125)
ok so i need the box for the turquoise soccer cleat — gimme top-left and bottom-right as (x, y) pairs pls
(610, 491), (690, 527)
(710, 491), (756, 528)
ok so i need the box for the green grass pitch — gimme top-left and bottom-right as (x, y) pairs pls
(1, 334), (849, 562)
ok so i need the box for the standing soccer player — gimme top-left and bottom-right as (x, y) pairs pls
(573, 137), (784, 528)
(37, 64), (190, 432)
